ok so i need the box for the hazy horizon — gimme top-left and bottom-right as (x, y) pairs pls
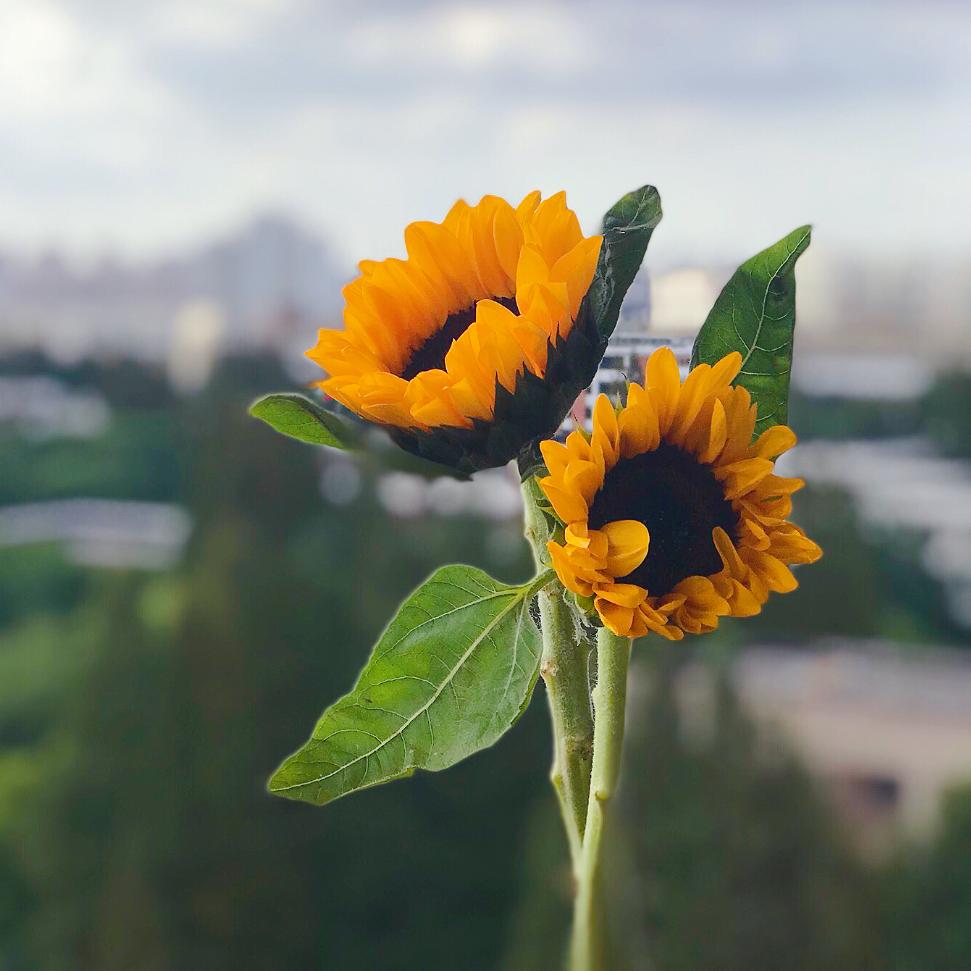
(2, 0), (970, 269)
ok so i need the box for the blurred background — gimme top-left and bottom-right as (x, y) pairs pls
(2, 1), (970, 968)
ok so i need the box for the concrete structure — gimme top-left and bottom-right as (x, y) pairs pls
(782, 439), (971, 627)
(567, 333), (694, 431)
(649, 267), (726, 336)
(728, 643), (971, 849)
(0, 499), (191, 569)
(0, 214), (345, 370)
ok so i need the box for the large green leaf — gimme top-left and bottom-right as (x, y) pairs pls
(268, 566), (551, 806)
(249, 393), (357, 449)
(691, 225), (811, 433)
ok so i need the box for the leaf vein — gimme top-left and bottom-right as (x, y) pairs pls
(272, 587), (530, 793)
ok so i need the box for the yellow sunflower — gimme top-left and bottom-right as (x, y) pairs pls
(539, 347), (822, 640)
(307, 191), (602, 434)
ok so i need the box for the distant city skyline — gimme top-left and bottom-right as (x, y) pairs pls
(1, 0), (970, 267)
(3, 207), (969, 376)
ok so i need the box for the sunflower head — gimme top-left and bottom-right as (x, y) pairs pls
(538, 347), (822, 640)
(306, 188), (659, 475)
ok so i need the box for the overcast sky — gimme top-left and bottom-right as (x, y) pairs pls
(2, 0), (969, 267)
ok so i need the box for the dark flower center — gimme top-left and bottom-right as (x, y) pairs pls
(588, 443), (738, 596)
(400, 295), (518, 380)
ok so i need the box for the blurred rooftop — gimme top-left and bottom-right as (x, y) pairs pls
(731, 642), (971, 847)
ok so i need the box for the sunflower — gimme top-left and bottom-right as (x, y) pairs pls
(307, 191), (602, 462)
(539, 347), (822, 640)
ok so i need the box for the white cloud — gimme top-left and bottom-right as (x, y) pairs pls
(1, 0), (969, 267)
(0, 0), (171, 121)
(0, 0), (78, 113)
(348, 1), (588, 76)
(146, 0), (297, 50)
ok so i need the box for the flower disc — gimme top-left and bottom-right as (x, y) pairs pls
(539, 348), (822, 640)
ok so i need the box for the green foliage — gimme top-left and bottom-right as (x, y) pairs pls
(692, 226), (811, 433)
(922, 370), (971, 458)
(0, 544), (88, 631)
(0, 350), (174, 409)
(0, 615), (95, 747)
(249, 392), (357, 449)
(789, 391), (922, 441)
(0, 371), (547, 970)
(610, 649), (879, 971)
(269, 566), (550, 806)
(589, 185), (663, 343)
(880, 782), (971, 971)
(0, 412), (183, 505)
(4, 348), (971, 970)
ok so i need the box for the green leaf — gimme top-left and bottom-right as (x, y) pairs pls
(268, 566), (552, 806)
(588, 185), (663, 343)
(249, 393), (356, 449)
(691, 226), (811, 434)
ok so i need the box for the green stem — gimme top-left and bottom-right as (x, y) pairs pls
(570, 627), (632, 971)
(521, 478), (595, 869)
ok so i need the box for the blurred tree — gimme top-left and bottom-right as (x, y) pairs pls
(879, 782), (971, 971)
(5, 353), (971, 970)
(0, 546), (88, 631)
(608, 645), (883, 971)
(0, 414), (183, 505)
(3, 356), (548, 970)
(789, 392), (921, 442)
(498, 799), (573, 971)
(746, 485), (965, 647)
(0, 352), (173, 410)
(922, 372), (971, 459)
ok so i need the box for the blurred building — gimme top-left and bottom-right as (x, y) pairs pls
(649, 267), (728, 337)
(0, 499), (191, 569)
(573, 334), (693, 431)
(563, 265), (695, 429)
(791, 352), (934, 401)
(740, 644), (971, 846)
(681, 643), (971, 854)
(782, 439), (971, 627)
(793, 249), (971, 366)
(3, 215), (969, 379)
(0, 214), (345, 373)
(0, 375), (109, 439)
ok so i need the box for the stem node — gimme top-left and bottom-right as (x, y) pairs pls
(540, 658), (559, 679)
(521, 479), (595, 869)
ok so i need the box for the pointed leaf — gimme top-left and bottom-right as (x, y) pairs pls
(268, 566), (551, 806)
(587, 185), (663, 343)
(691, 225), (811, 433)
(249, 393), (356, 449)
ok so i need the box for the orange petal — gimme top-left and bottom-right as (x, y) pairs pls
(601, 519), (650, 578)
(752, 424), (797, 459)
(645, 347), (681, 433)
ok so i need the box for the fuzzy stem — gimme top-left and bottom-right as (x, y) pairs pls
(570, 626), (632, 971)
(521, 477), (595, 870)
